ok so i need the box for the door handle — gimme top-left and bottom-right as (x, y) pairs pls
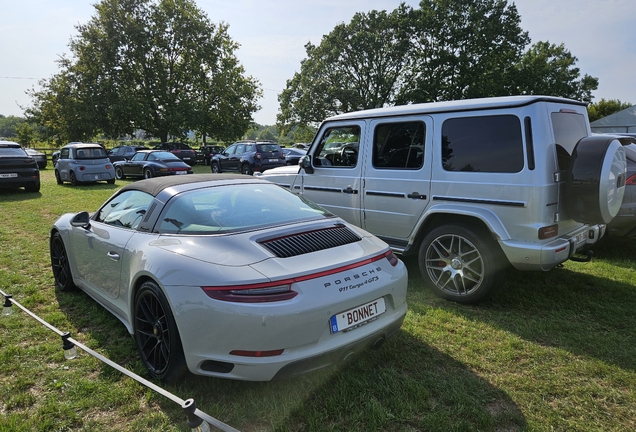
(107, 252), (120, 261)
(343, 187), (358, 194)
(407, 192), (427, 199)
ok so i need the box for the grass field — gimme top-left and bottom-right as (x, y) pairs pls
(1, 165), (635, 431)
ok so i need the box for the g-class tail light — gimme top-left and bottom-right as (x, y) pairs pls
(538, 224), (559, 239)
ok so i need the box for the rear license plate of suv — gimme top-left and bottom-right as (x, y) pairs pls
(0, 173), (18, 178)
(330, 297), (386, 333)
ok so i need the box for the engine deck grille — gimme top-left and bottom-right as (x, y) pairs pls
(258, 224), (362, 258)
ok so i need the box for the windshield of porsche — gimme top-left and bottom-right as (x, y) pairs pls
(158, 183), (334, 234)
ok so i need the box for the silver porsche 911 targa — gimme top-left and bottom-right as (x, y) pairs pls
(50, 174), (408, 382)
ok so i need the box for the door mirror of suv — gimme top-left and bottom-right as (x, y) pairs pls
(300, 155), (314, 174)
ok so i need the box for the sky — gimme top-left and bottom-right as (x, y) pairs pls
(1, 0), (635, 126)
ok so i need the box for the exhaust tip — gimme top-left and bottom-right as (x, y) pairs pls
(371, 337), (385, 350)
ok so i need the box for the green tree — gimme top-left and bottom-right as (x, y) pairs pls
(15, 122), (36, 147)
(401, 0), (529, 103)
(587, 98), (633, 122)
(513, 41), (598, 102)
(28, 0), (260, 143)
(0, 115), (25, 138)
(277, 0), (599, 131)
(277, 6), (412, 132)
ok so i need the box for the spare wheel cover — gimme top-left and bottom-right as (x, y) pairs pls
(566, 136), (627, 224)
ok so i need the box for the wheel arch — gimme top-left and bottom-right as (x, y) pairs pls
(405, 205), (510, 257)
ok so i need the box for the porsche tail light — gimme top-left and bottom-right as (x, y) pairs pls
(202, 282), (297, 303)
(385, 250), (399, 267)
(230, 349), (284, 357)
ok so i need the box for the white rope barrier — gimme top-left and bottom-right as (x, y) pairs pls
(1, 288), (239, 432)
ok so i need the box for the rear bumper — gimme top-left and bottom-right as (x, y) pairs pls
(501, 224), (605, 271)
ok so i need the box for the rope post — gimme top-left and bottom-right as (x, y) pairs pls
(182, 398), (210, 432)
(3, 295), (12, 316)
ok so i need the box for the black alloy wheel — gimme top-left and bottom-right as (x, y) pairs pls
(133, 281), (187, 383)
(50, 232), (76, 291)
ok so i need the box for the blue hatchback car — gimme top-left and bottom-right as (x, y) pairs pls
(55, 143), (116, 186)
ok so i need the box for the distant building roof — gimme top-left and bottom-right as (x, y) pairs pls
(590, 105), (636, 133)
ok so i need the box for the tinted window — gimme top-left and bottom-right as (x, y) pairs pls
(256, 144), (281, 152)
(373, 121), (425, 169)
(441, 115), (524, 172)
(132, 153), (146, 161)
(551, 112), (588, 155)
(0, 147), (27, 156)
(314, 126), (360, 168)
(97, 190), (154, 230)
(159, 183), (332, 234)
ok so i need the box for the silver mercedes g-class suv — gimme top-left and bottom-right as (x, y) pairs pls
(257, 96), (628, 303)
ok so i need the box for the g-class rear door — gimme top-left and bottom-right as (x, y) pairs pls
(362, 117), (432, 248)
(299, 122), (365, 227)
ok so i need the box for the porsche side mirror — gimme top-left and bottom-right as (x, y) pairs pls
(71, 211), (91, 229)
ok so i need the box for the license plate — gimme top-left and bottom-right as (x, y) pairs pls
(330, 297), (386, 333)
(575, 231), (587, 244)
(268, 158), (278, 162)
(0, 173), (18, 178)
(176, 171), (187, 175)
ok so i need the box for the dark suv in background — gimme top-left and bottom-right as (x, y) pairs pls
(153, 142), (197, 166)
(210, 140), (285, 175)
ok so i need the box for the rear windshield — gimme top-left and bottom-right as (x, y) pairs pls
(256, 144), (281, 152)
(75, 147), (108, 159)
(158, 183), (332, 234)
(0, 147), (27, 156)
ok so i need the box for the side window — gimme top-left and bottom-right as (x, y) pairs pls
(96, 190), (154, 230)
(235, 144), (246, 154)
(373, 121), (425, 169)
(313, 126), (360, 168)
(131, 153), (145, 161)
(441, 115), (524, 173)
(60, 148), (70, 159)
(225, 145), (236, 156)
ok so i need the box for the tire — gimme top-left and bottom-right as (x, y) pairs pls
(143, 168), (153, 179)
(106, 178), (115, 184)
(50, 232), (76, 292)
(70, 171), (79, 186)
(241, 164), (253, 175)
(133, 281), (187, 383)
(55, 170), (63, 185)
(418, 224), (505, 304)
(565, 136), (627, 224)
(211, 162), (220, 174)
(115, 166), (125, 180)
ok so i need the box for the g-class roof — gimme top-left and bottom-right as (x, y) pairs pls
(326, 95), (587, 121)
